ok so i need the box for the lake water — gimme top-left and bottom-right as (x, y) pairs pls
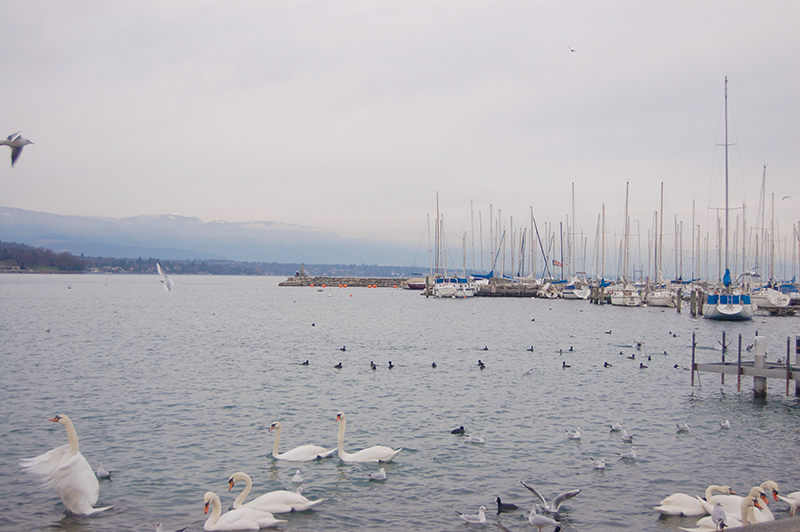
(1, 274), (799, 532)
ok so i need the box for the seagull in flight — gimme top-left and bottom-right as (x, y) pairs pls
(156, 263), (173, 291)
(1, 131), (34, 167)
(566, 46), (577, 53)
(782, 195), (791, 201)
(520, 481), (581, 514)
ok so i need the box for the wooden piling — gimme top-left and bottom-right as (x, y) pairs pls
(691, 332), (696, 387)
(721, 331), (726, 385)
(787, 336), (792, 396)
(796, 335), (800, 397)
(737, 334), (742, 392)
(754, 336), (767, 398)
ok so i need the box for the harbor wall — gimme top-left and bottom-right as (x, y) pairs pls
(279, 276), (407, 288)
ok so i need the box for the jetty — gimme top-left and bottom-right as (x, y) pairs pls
(691, 332), (800, 398)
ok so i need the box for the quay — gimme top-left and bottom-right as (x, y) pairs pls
(692, 332), (800, 398)
(279, 275), (405, 288)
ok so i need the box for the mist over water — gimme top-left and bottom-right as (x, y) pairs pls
(2, 274), (798, 531)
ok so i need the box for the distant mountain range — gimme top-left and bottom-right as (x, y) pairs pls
(0, 207), (418, 266)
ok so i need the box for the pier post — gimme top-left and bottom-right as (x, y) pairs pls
(690, 290), (696, 316)
(786, 337), (792, 396)
(737, 334), (742, 392)
(691, 332), (696, 387)
(677, 288), (682, 313)
(698, 290), (704, 315)
(721, 331), (726, 385)
(754, 335), (767, 399)
(796, 335), (800, 397)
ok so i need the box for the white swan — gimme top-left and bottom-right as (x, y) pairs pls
(682, 494), (763, 532)
(268, 421), (336, 461)
(228, 471), (325, 513)
(696, 485), (773, 523)
(203, 491), (285, 530)
(335, 412), (403, 463)
(655, 485), (734, 517)
(20, 414), (112, 515)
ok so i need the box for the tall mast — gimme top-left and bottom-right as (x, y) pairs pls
(659, 182), (664, 282)
(724, 76), (730, 273)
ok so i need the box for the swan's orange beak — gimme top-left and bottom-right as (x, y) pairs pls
(204, 502), (210, 514)
(754, 500), (763, 510)
(228, 479), (235, 492)
(49, 416), (60, 422)
(729, 489), (736, 495)
(761, 494), (770, 505)
(335, 413), (342, 422)
(773, 491), (780, 502)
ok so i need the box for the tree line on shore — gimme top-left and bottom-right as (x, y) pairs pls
(0, 241), (410, 277)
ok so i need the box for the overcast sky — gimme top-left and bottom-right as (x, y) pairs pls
(1, 1), (798, 269)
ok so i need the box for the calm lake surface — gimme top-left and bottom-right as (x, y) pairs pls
(1, 274), (799, 532)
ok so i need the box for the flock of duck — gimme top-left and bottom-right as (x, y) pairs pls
(21, 413), (401, 530)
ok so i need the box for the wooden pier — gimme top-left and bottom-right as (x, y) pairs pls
(691, 332), (800, 398)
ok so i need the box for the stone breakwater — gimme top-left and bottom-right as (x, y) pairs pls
(279, 276), (408, 288)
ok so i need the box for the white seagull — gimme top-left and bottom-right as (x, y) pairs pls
(156, 263), (174, 291)
(95, 463), (111, 479)
(1, 131), (34, 167)
(464, 434), (486, 444)
(520, 481), (580, 514)
(528, 504), (562, 531)
(621, 429), (633, 443)
(590, 457), (606, 469)
(719, 420), (731, 429)
(677, 422), (690, 433)
(565, 427), (581, 440)
(616, 447), (638, 460)
(291, 470), (303, 484)
(455, 505), (487, 524)
(370, 468), (387, 481)
(609, 422), (623, 432)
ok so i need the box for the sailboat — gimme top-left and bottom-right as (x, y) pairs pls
(703, 77), (755, 321)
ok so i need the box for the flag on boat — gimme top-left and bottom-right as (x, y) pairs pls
(553, 260), (563, 267)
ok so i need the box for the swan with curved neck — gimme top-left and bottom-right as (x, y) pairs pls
(335, 412), (403, 463)
(228, 472), (325, 513)
(20, 414), (112, 515)
(203, 491), (285, 530)
(268, 421), (336, 461)
(655, 485), (734, 516)
(681, 494), (763, 532)
(697, 483), (775, 523)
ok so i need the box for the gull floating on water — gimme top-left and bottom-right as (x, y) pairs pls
(610, 422), (623, 432)
(1, 131), (34, 167)
(590, 457), (606, 469)
(528, 504), (563, 531)
(720, 420), (731, 429)
(95, 462), (111, 479)
(621, 430), (633, 443)
(464, 434), (486, 444)
(677, 422), (690, 433)
(520, 481), (581, 514)
(291, 470), (303, 483)
(153, 523), (189, 532)
(370, 468), (387, 481)
(565, 427), (581, 440)
(455, 505), (487, 524)
(616, 447), (637, 460)
(156, 263), (173, 291)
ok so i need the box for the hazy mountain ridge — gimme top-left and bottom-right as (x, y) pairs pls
(0, 207), (417, 265)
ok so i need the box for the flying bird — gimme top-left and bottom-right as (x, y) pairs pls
(782, 195), (791, 201)
(520, 481), (581, 514)
(1, 131), (34, 167)
(156, 263), (173, 291)
(566, 46), (577, 53)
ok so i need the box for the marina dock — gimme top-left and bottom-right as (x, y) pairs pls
(692, 332), (800, 397)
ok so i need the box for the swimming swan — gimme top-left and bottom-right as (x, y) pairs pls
(203, 491), (285, 530)
(228, 472), (325, 513)
(696, 483), (775, 523)
(335, 412), (403, 463)
(655, 485), (734, 516)
(20, 414), (112, 515)
(269, 421), (336, 461)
